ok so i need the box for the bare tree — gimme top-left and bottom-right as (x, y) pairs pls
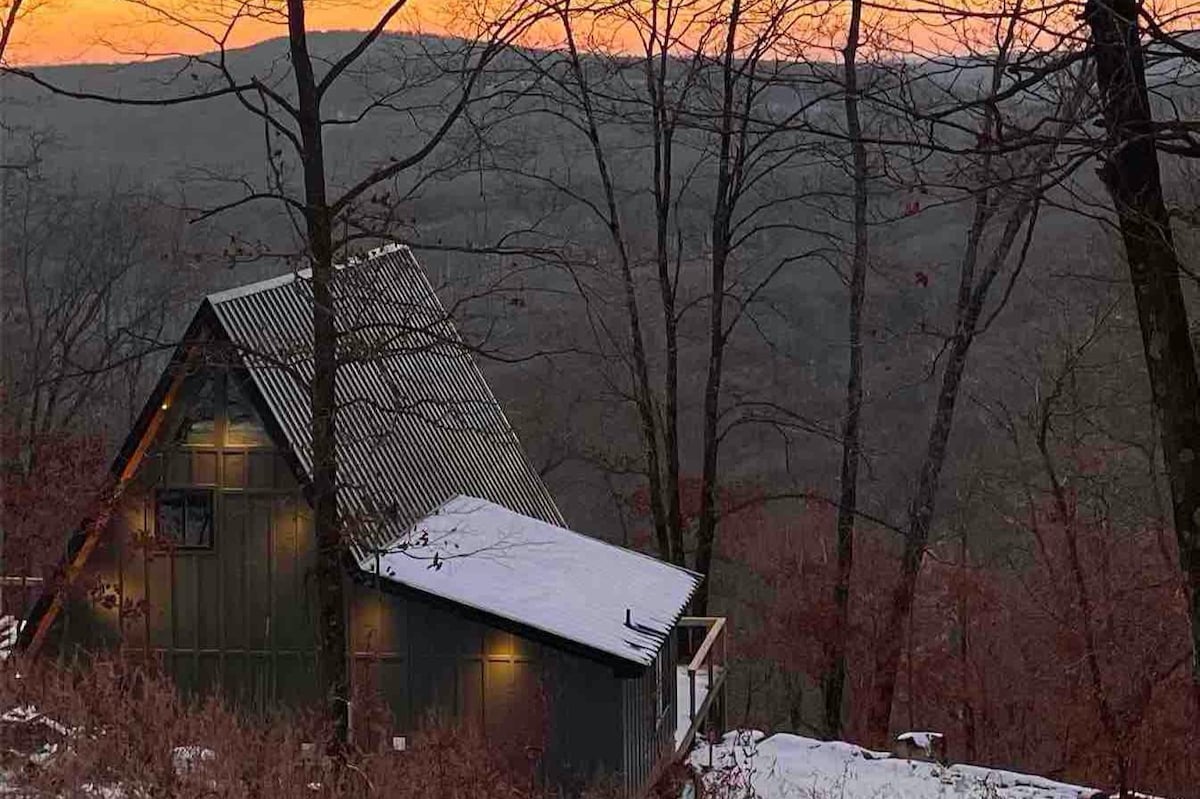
(502, 0), (836, 614)
(862, 23), (1095, 740)
(3, 0), (545, 744)
(822, 0), (869, 740)
(1, 171), (184, 464)
(1084, 0), (1200, 703)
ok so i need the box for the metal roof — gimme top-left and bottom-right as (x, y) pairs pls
(206, 245), (565, 558)
(360, 495), (701, 666)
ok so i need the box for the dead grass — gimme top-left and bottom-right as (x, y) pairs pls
(0, 655), (587, 798)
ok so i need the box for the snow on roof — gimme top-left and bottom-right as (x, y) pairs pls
(692, 731), (1107, 799)
(357, 495), (701, 666)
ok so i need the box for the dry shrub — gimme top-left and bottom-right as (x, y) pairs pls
(0, 655), (560, 798)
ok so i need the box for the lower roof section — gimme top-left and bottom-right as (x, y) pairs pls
(355, 495), (701, 667)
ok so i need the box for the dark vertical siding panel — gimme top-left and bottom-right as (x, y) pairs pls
(146, 542), (172, 649)
(461, 659), (485, 730)
(248, 452), (274, 490)
(295, 499), (316, 658)
(625, 678), (634, 793)
(198, 652), (221, 694)
(378, 660), (407, 729)
(618, 653), (670, 798)
(273, 496), (300, 650)
(197, 553), (220, 649)
(121, 497), (148, 652)
(245, 496), (272, 650)
(222, 494), (247, 650)
(140, 497), (153, 651)
(172, 552), (196, 660)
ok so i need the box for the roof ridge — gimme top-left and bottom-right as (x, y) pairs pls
(206, 244), (416, 305)
(206, 270), (300, 304)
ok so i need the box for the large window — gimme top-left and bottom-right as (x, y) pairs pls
(156, 489), (214, 549)
(170, 371), (271, 448)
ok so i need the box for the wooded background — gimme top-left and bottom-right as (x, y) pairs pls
(3, 1), (1200, 793)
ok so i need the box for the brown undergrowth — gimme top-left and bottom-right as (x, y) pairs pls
(0, 655), (613, 799)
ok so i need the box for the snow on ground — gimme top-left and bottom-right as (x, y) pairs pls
(895, 731), (943, 753)
(688, 731), (1106, 799)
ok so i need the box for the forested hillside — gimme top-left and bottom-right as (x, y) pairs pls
(3, 6), (1199, 795)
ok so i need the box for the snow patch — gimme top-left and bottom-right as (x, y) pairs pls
(896, 730), (944, 758)
(171, 745), (216, 776)
(897, 731), (942, 749)
(0, 704), (69, 736)
(0, 618), (22, 661)
(691, 730), (1106, 799)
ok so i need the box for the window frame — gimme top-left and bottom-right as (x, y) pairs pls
(154, 487), (216, 551)
(170, 368), (274, 451)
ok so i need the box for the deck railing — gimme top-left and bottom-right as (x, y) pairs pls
(675, 616), (728, 758)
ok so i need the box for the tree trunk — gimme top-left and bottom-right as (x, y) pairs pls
(823, 0), (868, 741)
(1086, 0), (1200, 698)
(287, 0), (348, 746)
(957, 522), (976, 762)
(1037, 387), (1128, 797)
(561, 9), (671, 563)
(693, 0), (743, 617)
(648, 47), (684, 568)
(865, 194), (1036, 745)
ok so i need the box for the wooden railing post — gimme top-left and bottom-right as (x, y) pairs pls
(675, 616), (729, 761)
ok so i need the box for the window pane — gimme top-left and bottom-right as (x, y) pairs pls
(156, 489), (213, 550)
(157, 490), (186, 542)
(227, 374), (270, 446)
(175, 375), (216, 445)
(185, 493), (213, 547)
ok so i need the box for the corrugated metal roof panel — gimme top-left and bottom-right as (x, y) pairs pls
(207, 245), (566, 559)
(360, 495), (701, 665)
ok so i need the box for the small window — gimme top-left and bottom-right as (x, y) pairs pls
(156, 489), (214, 549)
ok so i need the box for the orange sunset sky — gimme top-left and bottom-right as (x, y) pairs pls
(6, 0), (477, 65)
(3, 0), (1003, 67)
(13, 0), (1193, 67)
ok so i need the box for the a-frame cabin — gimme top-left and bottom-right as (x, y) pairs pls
(19, 246), (707, 796)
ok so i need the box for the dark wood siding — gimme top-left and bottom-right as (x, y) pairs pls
(350, 578), (626, 791)
(52, 358), (667, 796)
(54, 367), (321, 711)
(619, 642), (676, 797)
